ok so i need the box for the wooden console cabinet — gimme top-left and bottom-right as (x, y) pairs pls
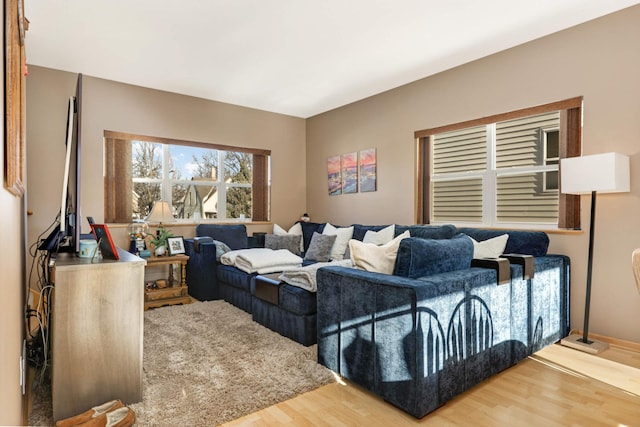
(51, 249), (145, 422)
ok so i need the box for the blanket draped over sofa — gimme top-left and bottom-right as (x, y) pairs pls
(185, 222), (570, 418)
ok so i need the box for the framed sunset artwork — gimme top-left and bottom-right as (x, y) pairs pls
(327, 155), (342, 195)
(359, 148), (377, 192)
(341, 152), (358, 194)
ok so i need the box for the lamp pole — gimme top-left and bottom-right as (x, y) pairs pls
(580, 190), (597, 345)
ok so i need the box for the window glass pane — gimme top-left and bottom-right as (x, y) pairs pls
(171, 183), (188, 218)
(132, 141), (162, 179)
(546, 130), (559, 160)
(432, 178), (483, 222)
(170, 146), (219, 180)
(133, 182), (161, 219)
(224, 152), (253, 184)
(495, 112), (559, 168)
(226, 187), (252, 219)
(433, 126), (486, 174)
(497, 172), (558, 223)
(177, 183), (218, 219)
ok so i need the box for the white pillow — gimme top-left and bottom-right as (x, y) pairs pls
(362, 225), (395, 245)
(349, 230), (410, 274)
(322, 223), (354, 261)
(274, 222), (303, 253)
(470, 234), (509, 258)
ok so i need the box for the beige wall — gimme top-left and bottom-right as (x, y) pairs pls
(26, 67), (307, 250)
(306, 5), (640, 343)
(0, 0), (26, 422)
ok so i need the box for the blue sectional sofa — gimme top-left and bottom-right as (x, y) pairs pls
(185, 222), (570, 418)
(316, 227), (570, 418)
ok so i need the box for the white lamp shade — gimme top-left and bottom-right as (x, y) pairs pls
(145, 200), (174, 223)
(560, 152), (630, 195)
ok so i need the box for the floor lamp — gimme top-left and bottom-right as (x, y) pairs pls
(559, 152), (630, 354)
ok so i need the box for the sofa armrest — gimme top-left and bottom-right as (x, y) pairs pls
(184, 239), (221, 301)
(471, 257), (511, 284)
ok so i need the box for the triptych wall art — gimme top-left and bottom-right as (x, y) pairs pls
(328, 148), (377, 196)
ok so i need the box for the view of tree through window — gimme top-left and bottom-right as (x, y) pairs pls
(131, 141), (253, 221)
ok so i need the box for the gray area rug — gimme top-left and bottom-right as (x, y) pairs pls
(29, 300), (335, 426)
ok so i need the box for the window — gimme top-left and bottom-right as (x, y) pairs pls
(415, 97), (582, 228)
(104, 132), (270, 223)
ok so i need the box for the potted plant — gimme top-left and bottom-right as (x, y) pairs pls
(150, 226), (173, 256)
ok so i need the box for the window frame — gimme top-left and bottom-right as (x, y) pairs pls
(104, 131), (270, 223)
(414, 97), (582, 229)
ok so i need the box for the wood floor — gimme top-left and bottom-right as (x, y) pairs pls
(223, 343), (640, 426)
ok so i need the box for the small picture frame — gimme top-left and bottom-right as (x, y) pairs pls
(168, 236), (186, 255)
(90, 224), (119, 260)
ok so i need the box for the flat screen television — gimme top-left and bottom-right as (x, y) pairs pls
(40, 73), (83, 253)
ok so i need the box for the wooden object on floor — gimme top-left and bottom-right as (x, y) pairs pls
(222, 343), (640, 426)
(51, 249), (145, 422)
(144, 254), (190, 310)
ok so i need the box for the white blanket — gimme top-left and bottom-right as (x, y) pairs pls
(220, 248), (303, 274)
(279, 259), (353, 292)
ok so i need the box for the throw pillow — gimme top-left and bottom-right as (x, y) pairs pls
(264, 234), (302, 256)
(469, 234), (509, 258)
(322, 223), (354, 261)
(349, 230), (410, 274)
(362, 224), (395, 245)
(394, 234), (474, 279)
(273, 222), (304, 253)
(304, 232), (337, 262)
(213, 240), (232, 261)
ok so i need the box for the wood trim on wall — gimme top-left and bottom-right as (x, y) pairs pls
(414, 97), (583, 139)
(104, 130), (271, 157)
(4, 0), (27, 197)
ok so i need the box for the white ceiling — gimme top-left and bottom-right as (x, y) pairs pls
(25, 0), (639, 118)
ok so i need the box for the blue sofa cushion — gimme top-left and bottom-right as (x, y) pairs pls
(395, 224), (457, 240)
(351, 224), (392, 242)
(196, 224), (248, 250)
(457, 227), (549, 257)
(393, 234), (474, 279)
(279, 284), (317, 316)
(217, 264), (254, 291)
(299, 221), (326, 253)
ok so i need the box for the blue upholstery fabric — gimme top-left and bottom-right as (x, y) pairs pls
(195, 224), (249, 250)
(394, 235), (474, 279)
(249, 275), (318, 345)
(251, 297), (318, 346)
(317, 254), (570, 418)
(185, 224), (248, 301)
(457, 227), (549, 257)
(395, 224), (457, 240)
(279, 284), (317, 315)
(184, 239), (219, 300)
(351, 224), (392, 242)
(217, 265), (255, 313)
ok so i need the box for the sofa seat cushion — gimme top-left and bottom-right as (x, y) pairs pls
(394, 234), (474, 279)
(217, 264), (254, 291)
(251, 274), (317, 316)
(279, 284), (317, 316)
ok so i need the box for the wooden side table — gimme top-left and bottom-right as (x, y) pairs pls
(144, 254), (191, 310)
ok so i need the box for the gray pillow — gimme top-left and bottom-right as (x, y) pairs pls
(265, 234), (302, 255)
(213, 240), (231, 261)
(304, 232), (337, 262)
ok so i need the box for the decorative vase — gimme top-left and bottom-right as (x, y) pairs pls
(155, 245), (166, 257)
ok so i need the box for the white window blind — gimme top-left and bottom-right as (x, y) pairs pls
(431, 111), (560, 225)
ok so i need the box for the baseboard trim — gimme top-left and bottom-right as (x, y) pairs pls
(567, 330), (640, 352)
